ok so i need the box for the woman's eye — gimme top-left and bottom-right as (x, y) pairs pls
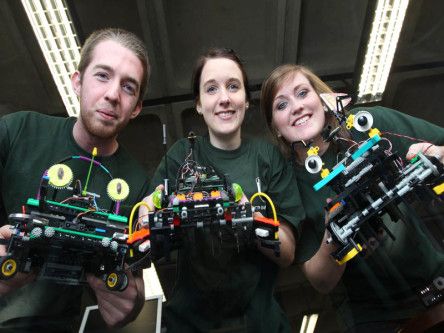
(206, 86), (217, 94)
(227, 83), (239, 92)
(297, 89), (308, 98)
(275, 101), (287, 111)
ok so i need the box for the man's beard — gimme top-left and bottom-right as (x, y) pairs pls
(80, 111), (128, 140)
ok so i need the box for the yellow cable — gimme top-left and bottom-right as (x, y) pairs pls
(249, 192), (277, 222)
(128, 201), (151, 257)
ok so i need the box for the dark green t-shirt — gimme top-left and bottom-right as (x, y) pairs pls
(0, 111), (150, 332)
(293, 106), (444, 327)
(150, 135), (305, 333)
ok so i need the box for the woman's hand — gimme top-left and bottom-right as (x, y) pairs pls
(139, 185), (164, 220)
(406, 143), (444, 164)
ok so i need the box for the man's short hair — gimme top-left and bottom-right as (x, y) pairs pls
(77, 28), (150, 102)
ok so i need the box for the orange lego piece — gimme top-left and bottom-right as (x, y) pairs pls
(210, 190), (221, 198)
(176, 193), (186, 201)
(329, 202), (342, 213)
(254, 216), (280, 227)
(127, 228), (150, 245)
(193, 192), (204, 201)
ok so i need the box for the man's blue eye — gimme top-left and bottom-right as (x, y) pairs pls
(95, 72), (108, 80)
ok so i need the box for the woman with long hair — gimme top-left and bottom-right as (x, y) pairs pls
(261, 64), (444, 332)
(147, 50), (305, 332)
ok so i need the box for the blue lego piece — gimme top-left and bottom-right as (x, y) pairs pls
(314, 163), (346, 191)
(351, 135), (381, 160)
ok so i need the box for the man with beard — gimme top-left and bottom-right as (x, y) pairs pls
(0, 28), (150, 332)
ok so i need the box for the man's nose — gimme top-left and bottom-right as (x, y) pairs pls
(105, 80), (120, 103)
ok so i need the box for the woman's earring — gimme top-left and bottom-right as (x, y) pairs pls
(246, 102), (249, 110)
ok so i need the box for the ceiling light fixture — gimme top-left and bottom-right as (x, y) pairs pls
(299, 313), (319, 333)
(21, 0), (81, 116)
(357, 0), (410, 104)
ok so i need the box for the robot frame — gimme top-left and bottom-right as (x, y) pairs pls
(0, 148), (151, 291)
(140, 132), (281, 260)
(302, 93), (444, 265)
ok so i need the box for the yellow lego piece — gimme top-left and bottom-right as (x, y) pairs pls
(346, 114), (354, 130)
(336, 244), (362, 265)
(368, 127), (381, 138)
(307, 146), (320, 156)
(433, 182), (444, 195)
(320, 168), (330, 179)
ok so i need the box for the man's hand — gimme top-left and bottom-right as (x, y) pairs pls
(0, 225), (36, 295)
(406, 142), (444, 164)
(0, 225), (14, 257)
(87, 270), (145, 328)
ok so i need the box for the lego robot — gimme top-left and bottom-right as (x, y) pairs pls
(140, 133), (281, 259)
(0, 149), (151, 291)
(302, 94), (444, 265)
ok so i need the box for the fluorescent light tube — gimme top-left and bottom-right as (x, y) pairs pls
(22, 0), (81, 116)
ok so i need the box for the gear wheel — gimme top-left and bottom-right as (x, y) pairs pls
(47, 164), (73, 189)
(107, 178), (130, 201)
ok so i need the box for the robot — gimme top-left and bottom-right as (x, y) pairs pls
(302, 94), (444, 265)
(140, 133), (281, 259)
(0, 148), (151, 291)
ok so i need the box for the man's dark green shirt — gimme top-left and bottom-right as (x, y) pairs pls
(0, 111), (149, 332)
